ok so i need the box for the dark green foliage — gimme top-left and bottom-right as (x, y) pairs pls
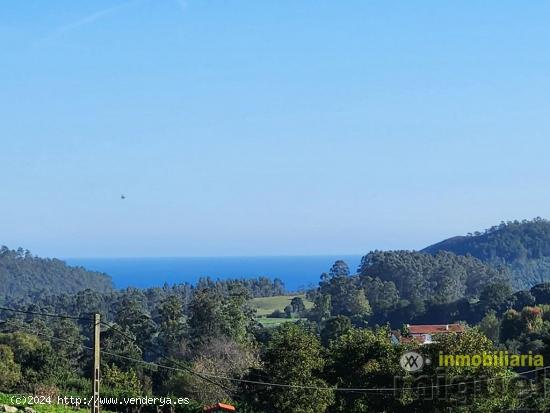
(508, 258), (550, 288)
(530, 282), (550, 304)
(511, 289), (536, 310)
(4, 239), (550, 410)
(478, 281), (514, 314)
(51, 319), (84, 370)
(309, 293), (331, 322)
(499, 309), (524, 342)
(325, 327), (402, 413)
(268, 309), (285, 318)
(320, 315), (351, 347)
(113, 289), (156, 346)
(0, 331), (68, 391)
(290, 297), (306, 314)
(419, 329), (518, 412)
(477, 311), (501, 343)
(188, 289), (226, 341)
(359, 250), (508, 304)
(155, 295), (186, 357)
(283, 305), (292, 318)
(196, 276), (285, 297)
(309, 261), (372, 322)
(496, 305), (550, 371)
(307, 254), (508, 327)
(100, 364), (150, 410)
(329, 260), (350, 278)
(0, 344), (21, 391)
(0, 246), (113, 304)
(188, 287), (256, 345)
(423, 218), (550, 289)
(423, 218), (550, 262)
(360, 276), (399, 314)
(243, 323), (334, 413)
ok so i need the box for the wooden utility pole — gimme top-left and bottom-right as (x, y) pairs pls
(92, 313), (101, 413)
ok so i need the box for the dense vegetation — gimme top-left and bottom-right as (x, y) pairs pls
(423, 218), (550, 289)
(1, 279), (548, 413)
(306, 253), (508, 327)
(0, 247), (113, 303)
(195, 276), (285, 298)
(1, 258), (548, 412)
(3, 219), (550, 412)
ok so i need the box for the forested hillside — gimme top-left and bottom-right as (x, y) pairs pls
(307, 253), (508, 327)
(0, 246), (113, 303)
(2, 264), (548, 412)
(422, 218), (550, 289)
(4, 221), (550, 411)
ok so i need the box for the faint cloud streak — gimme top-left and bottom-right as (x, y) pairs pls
(36, 0), (144, 45)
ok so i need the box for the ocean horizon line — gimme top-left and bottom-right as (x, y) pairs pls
(65, 255), (365, 290)
(63, 253), (365, 260)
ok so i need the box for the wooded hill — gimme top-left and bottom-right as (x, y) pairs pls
(422, 218), (550, 289)
(0, 246), (113, 304)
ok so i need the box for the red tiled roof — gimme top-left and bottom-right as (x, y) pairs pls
(204, 403), (236, 412)
(408, 324), (464, 334)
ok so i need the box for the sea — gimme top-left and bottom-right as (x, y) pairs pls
(65, 255), (363, 292)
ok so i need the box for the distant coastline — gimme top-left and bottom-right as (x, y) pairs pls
(65, 255), (364, 292)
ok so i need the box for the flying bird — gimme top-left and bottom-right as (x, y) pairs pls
(121, 194), (126, 200)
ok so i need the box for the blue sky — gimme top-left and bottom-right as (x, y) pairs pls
(2, 1), (550, 257)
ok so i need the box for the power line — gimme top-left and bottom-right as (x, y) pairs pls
(9, 324), (193, 403)
(5, 317), (549, 394)
(42, 325), (550, 393)
(100, 321), (237, 397)
(0, 305), (91, 321)
(14, 323), (392, 393)
(0, 308), (234, 396)
(99, 321), (550, 393)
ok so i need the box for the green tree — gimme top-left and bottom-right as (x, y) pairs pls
(478, 310), (501, 343)
(189, 287), (255, 345)
(0, 246), (113, 305)
(221, 286), (256, 344)
(250, 323), (334, 413)
(0, 344), (21, 391)
(329, 260), (350, 278)
(101, 326), (144, 372)
(156, 295), (186, 357)
(291, 297), (306, 314)
(512, 290), (536, 310)
(521, 306), (544, 332)
(310, 294), (331, 322)
(478, 281), (513, 313)
(359, 250), (506, 305)
(0, 332), (58, 390)
(500, 309), (524, 342)
(102, 364), (142, 398)
(188, 288), (224, 342)
(320, 315), (351, 347)
(361, 276), (400, 313)
(326, 327), (402, 413)
(320, 275), (371, 319)
(531, 283), (550, 304)
(114, 291), (155, 346)
(420, 328), (519, 412)
(284, 305), (293, 318)
(52, 319), (83, 369)
(190, 336), (259, 404)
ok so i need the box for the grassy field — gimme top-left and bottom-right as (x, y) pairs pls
(256, 317), (308, 327)
(250, 294), (313, 317)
